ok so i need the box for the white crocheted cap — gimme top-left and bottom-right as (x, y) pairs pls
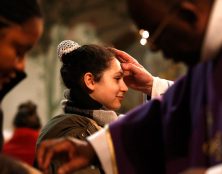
(57, 40), (81, 60)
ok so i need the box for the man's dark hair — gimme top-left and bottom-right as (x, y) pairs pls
(0, 0), (42, 27)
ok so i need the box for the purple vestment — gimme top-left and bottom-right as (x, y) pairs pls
(109, 55), (222, 174)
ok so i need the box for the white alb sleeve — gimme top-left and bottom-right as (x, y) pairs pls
(151, 77), (174, 99)
(87, 128), (114, 174)
(206, 164), (222, 174)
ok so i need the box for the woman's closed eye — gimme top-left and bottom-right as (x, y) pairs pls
(114, 76), (122, 81)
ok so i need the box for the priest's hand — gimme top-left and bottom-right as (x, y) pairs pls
(112, 48), (154, 96)
(179, 168), (206, 174)
(37, 138), (96, 174)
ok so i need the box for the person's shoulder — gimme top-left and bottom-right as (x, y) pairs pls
(41, 113), (87, 132)
(54, 114), (101, 139)
(38, 114), (98, 143)
(60, 113), (99, 127)
(46, 113), (87, 125)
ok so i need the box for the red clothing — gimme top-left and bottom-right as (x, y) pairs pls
(3, 128), (39, 165)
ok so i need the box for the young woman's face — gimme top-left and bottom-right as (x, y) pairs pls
(0, 17), (43, 88)
(90, 58), (128, 110)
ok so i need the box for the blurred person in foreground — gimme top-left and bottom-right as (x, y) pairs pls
(0, 0), (43, 173)
(37, 0), (222, 173)
(0, 0), (43, 151)
(3, 101), (41, 165)
(0, 154), (41, 174)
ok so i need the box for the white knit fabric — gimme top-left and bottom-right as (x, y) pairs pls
(57, 40), (81, 60)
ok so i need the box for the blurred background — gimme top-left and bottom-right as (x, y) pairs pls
(2, 0), (186, 136)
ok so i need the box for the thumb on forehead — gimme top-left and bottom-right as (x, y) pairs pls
(120, 63), (130, 70)
(123, 70), (132, 77)
(121, 62), (139, 73)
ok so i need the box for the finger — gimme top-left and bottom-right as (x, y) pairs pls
(38, 139), (74, 170)
(107, 47), (129, 63)
(37, 141), (51, 169)
(37, 139), (60, 169)
(123, 70), (131, 77)
(41, 146), (55, 170)
(57, 158), (88, 174)
(43, 140), (74, 170)
(121, 63), (142, 74)
(112, 48), (139, 64)
(122, 63), (152, 81)
(43, 169), (50, 174)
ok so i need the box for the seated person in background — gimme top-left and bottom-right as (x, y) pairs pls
(35, 40), (128, 174)
(3, 101), (41, 166)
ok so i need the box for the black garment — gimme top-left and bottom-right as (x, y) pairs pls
(0, 71), (26, 101)
(36, 114), (102, 174)
(64, 86), (102, 110)
(0, 71), (26, 152)
(0, 109), (3, 151)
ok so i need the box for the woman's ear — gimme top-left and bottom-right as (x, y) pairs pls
(83, 72), (95, 91)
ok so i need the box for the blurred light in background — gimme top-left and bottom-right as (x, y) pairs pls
(139, 29), (149, 46)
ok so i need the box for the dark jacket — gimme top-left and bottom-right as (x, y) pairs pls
(36, 114), (102, 174)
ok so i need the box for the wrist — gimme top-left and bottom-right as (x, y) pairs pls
(142, 76), (153, 96)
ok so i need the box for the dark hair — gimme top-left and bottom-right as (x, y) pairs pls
(13, 101), (41, 130)
(60, 44), (115, 90)
(0, 0), (42, 28)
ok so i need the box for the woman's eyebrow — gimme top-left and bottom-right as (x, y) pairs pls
(114, 71), (124, 76)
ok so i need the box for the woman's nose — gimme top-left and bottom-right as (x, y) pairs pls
(121, 80), (128, 92)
